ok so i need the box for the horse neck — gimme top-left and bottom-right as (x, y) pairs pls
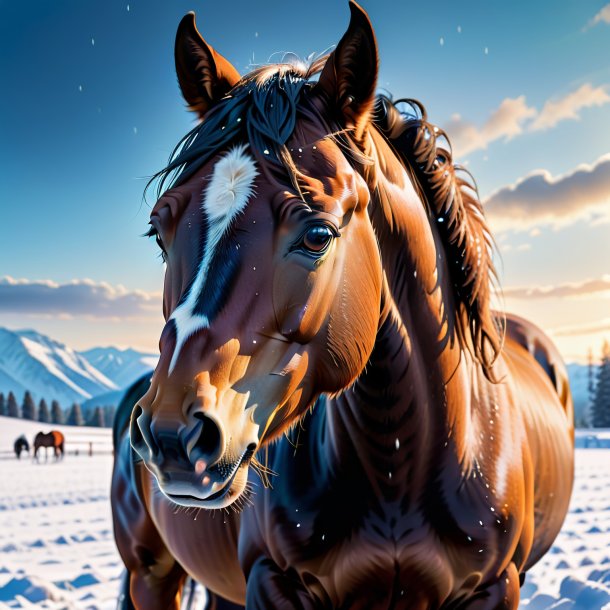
(328, 130), (477, 500)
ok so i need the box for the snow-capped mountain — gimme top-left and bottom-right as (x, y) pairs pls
(0, 328), (118, 406)
(79, 347), (157, 390)
(0, 326), (595, 425)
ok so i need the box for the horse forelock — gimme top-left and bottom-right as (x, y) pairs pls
(148, 55), (331, 200)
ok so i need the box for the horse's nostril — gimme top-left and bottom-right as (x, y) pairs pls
(165, 446), (179, 461)
(247, 443), (257, 453)
(130, 405), (158, 458)
(192, 412), (222, 461)
(132, 405), (142, 423)
(130, 406), (145, 448)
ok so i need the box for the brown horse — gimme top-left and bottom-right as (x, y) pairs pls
(33, 430), (65, 461)
(111, 3), (574, 608)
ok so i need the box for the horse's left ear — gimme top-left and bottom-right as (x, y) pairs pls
(175, 12), (241, 120)
(315, 1), (379, 142)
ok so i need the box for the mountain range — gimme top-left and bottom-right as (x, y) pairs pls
(0, 327), (157, 408)
(0, 326), (596, 423)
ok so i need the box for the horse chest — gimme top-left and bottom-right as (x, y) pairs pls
(254, 502), (460, 608)
(245, 468), (460, 608)
(245, 430), (525, 609)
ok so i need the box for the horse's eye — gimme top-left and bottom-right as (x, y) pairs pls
(155, 233), (166, 255)
(147, 225), (167, 261)
(302, 225), (335, 254)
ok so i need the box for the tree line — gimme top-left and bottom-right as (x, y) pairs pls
(589, 341), (610, 428)
(0, 390), (115, 428)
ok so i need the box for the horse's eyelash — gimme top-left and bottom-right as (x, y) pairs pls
(145, 225), (167, 262)
(144, 225), (158, 239)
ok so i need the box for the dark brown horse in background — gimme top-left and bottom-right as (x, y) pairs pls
(111, 3), (574, 608)
(14, 435), (29, 459)
(33, 430), (65, 461)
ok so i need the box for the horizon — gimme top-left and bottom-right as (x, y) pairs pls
(0, 324), (605, 367)
(1, 0), (610, 364)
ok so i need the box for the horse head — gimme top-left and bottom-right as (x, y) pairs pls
(131, 2), (385, 508)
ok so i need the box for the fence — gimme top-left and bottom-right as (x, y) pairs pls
(0, 421), (114, 460)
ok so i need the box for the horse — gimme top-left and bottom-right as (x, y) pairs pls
(111, 3), (574, 608)
(33, 430), (65, 461)
(14, 435), (29, 459)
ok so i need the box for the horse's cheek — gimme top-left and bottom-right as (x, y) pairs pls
(272, 257), (340, 342)
(162, 265), (176, 319)
(341, 223), (382, 342)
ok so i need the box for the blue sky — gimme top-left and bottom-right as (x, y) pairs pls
(1, 0), (609, 361)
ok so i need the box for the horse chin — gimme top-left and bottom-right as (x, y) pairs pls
(160, 463), (249, 510)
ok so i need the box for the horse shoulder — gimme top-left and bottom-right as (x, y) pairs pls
(493, 315), (574, 569)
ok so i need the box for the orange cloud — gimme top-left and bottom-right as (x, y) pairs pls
(586, 3), (610, 29)
(484, 153), (610, 230)
(444, 96), (535, 156)
(502, 276), (610, 300)
(446, 84), (610, 157)
(530, 84), (610, 131)
(551, 318), (610, 337)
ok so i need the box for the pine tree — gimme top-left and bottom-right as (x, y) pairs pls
(67, 403), (84, 426)
(591, 341), (610, 428)
(38, 399), (51, 423)
(8, 391), (20, 418)
(51, 400), (64, 425)
(0, 392), (5, 417)
(588, 348), (596, 404)
(103, 405), (116, 428)
(22, 391), (37, 420)
(87, 406), (105, 428)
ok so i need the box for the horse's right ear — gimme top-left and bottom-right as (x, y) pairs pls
(175, 12), (241, 120)
(315, 1), (379, 142)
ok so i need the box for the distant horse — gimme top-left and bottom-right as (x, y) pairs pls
(33, 431), (65, 461)
(14, 435), (29, 459)
(112, 3), (574, 608)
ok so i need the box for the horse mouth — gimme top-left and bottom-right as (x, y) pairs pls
(163, 447), (254, 508)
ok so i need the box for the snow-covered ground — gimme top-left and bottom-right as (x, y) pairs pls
(519, 448), (610, 609)
(0, 417), (117, 609)
(0, 416), (113, 462)
(1, 414), (609, 609)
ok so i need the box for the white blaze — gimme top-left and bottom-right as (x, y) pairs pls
(168, 144), (258, 373)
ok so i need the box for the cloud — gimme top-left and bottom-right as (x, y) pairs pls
(484, 153), (610, 230)
(502, 275), (610, 300)
(586, 3), (610, 29)
(445, 96), (536, 156)
(551, 318), (610, 337)
(0, 277), (162, 320)
(446, 84), (610, 156)
(530, 84), (610, 131)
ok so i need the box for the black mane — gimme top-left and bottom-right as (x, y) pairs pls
(149, 58), (330, 199)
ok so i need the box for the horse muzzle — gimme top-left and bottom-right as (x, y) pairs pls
(129, 403), (257, 508)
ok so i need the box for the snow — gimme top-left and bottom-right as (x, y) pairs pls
(1, 414), (609, 609)
(79, 347), (156, 390)
(0, 416), (112, 458)
(19, 337), (102, 399)
(0, 417), (117, 609)
(0, 328), (157, 411)
(16, 332), (116, 391)
(0, 328), (117, 406)
(519, 448), (610, 609)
